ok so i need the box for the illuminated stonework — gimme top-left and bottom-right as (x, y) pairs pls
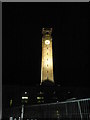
(41, 28), (54, 84)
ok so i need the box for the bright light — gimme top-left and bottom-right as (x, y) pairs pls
(25, 92), (27, 94)
(37, 97), (44, 100)
(45, 40), (50, 45)
(22, 97), (28, 99)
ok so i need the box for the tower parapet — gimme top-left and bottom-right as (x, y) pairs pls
(42, 28), (52, 36)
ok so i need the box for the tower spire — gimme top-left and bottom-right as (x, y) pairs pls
(41, 28), (54, 85)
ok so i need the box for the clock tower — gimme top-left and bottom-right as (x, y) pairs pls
(41, 28), (54, 85)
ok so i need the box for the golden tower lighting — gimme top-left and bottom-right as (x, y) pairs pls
(41, 28), (54, 84)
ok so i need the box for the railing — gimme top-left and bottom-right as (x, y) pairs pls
(8, 98), (90, 120)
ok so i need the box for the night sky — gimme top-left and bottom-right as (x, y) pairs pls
(3, 3), (89, 88)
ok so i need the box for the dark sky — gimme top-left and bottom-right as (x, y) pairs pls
(3, 3), (89, 88)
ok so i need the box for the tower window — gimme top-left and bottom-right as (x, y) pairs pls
(47, 64), (48, 67)
(47, 71), (48, 73)
(47, 59), (48, 61)
(47, 53), (48, 55)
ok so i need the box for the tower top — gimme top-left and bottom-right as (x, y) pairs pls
(42, 28), (52, 36)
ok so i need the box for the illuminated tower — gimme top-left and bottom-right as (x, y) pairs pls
(41, 28), (54, 85)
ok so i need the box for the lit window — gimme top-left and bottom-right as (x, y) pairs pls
(37, 97), (44, 100)
(22, 97), (28, 99)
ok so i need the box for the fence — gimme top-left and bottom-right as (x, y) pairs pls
(8, 98), (90, 120)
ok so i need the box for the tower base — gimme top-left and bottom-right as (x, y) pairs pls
(41, 79), (55, 87)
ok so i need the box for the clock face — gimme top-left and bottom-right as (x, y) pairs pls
(45, 40), (50, 45)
